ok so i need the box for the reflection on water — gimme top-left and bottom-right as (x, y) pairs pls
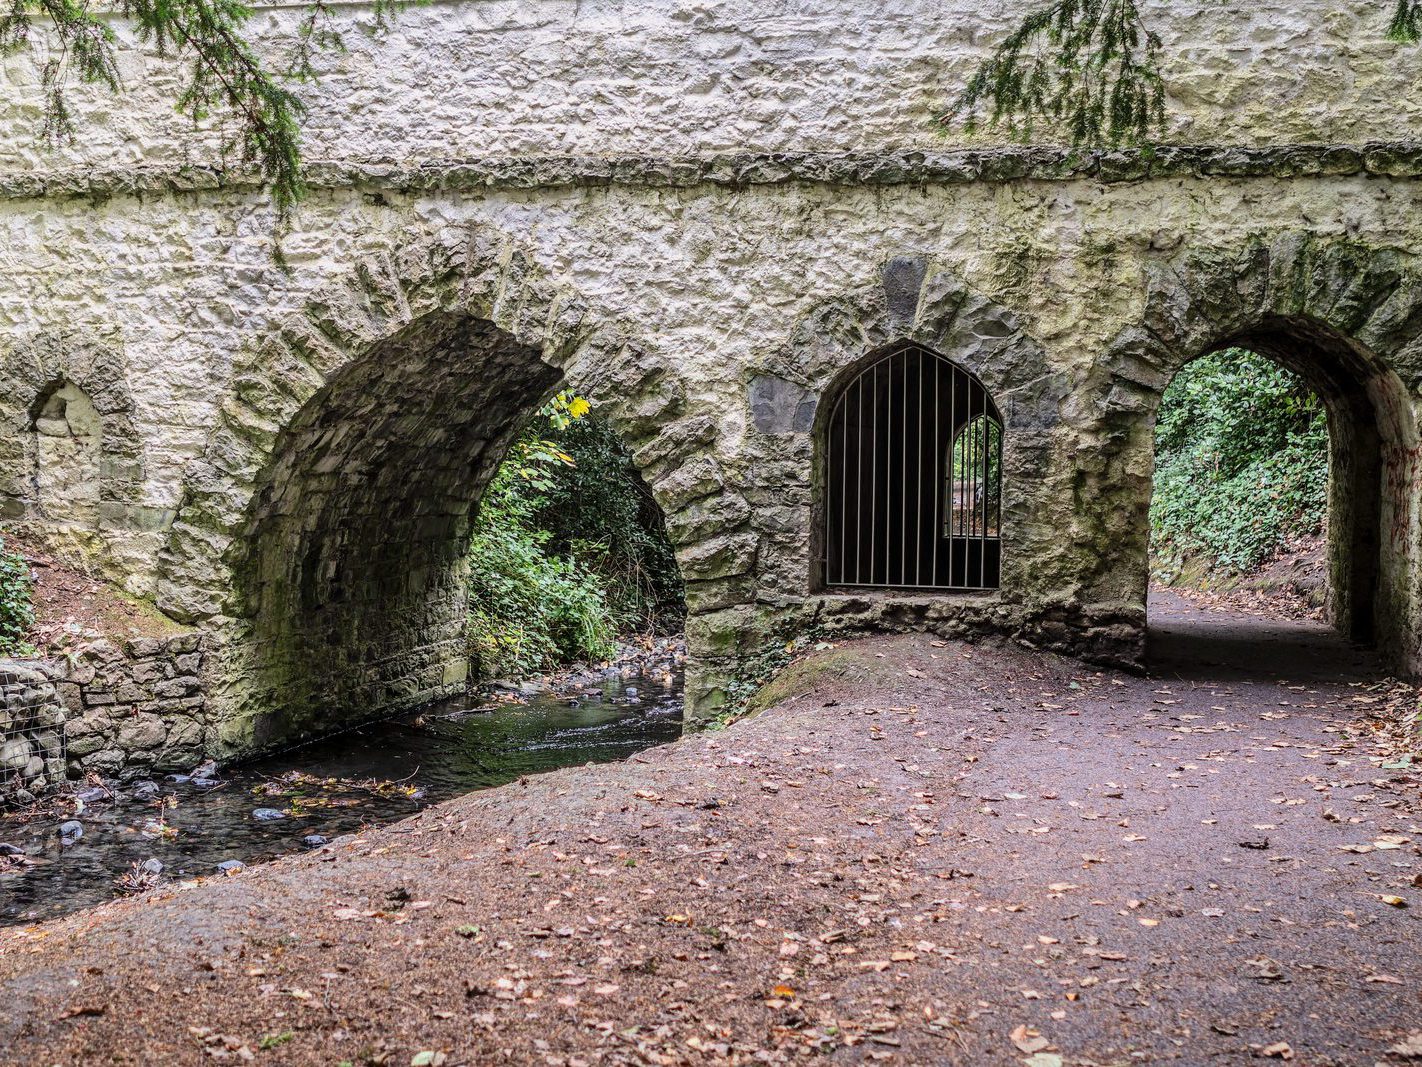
(0, 666), (682, 926)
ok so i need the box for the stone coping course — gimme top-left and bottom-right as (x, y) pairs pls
(4, 143), (1422, 202)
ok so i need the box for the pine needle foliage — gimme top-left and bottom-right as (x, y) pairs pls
(1389, 0), (1422, 41)
(948, 0), (1165, 147)
(951, 0), (1419, 149)
(0, 0), (409, 222)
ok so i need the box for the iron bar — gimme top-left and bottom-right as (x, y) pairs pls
(915, 352), (923, 586)
(869, 362), (878, 585)
(855, 373), (864, 585)
(839, 391), (847, 584)
(931, 354), (940, 588)
(822, 345), (1001, 593)
(900, 349), (907, 585)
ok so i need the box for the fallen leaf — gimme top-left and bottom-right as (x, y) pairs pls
(1260, 1041), (1293, 1060)
(1244, 957), (1285, 982)
(1388, 1033), (1422, 1057)
(1009, 1024), (1049, 1054)
(57, 1005), (106, 1020)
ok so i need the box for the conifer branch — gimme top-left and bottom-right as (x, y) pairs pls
(1389, 0), (1422, 41)
(949, 0), (1421, 150)
(945, 0), (1165, 148)
(0, 0), (417, 223)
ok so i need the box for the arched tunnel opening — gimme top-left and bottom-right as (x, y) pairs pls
(1148, 347), (1337, 622)
(463, 392), (686, 683)
(1144, 317), (1414, 672)
(230, 311), (685, 752)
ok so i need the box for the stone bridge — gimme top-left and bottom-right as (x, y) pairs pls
(4, 0), (1422, 770)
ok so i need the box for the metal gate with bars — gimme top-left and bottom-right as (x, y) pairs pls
(822, 344), (1003, 591)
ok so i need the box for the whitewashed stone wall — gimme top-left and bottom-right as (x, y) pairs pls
(1, 1), (1421, 173)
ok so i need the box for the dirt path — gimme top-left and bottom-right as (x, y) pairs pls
(1, 594), (1419, 1065)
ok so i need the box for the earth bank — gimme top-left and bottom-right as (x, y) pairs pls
(0, 598), (1419, 1065)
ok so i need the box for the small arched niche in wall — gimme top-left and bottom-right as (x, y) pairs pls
(30, 380), (104, 527)
(818, 342), (1003, 592)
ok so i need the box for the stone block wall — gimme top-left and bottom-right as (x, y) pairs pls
(0, 661), (66, 805)
(3, 1), (1421, 174)
(1, 634), (211, 801)
(56, 634), (209, 781)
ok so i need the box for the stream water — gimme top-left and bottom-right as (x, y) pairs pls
(0, 658), (683, 926)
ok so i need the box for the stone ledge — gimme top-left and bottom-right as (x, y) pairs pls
(4, 143), (1422, 203)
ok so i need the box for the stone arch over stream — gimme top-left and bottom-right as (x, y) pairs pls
(6, 143), (1422, 777)
(150, 227), (755, 756)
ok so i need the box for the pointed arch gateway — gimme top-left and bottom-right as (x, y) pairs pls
(822, 343), (1003, 591)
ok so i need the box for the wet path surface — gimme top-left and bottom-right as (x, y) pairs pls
(0, 601), (1418, 1065)
(1, 665), (682, 925)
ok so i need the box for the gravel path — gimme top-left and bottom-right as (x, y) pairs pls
(1, 593), (1418, 1065)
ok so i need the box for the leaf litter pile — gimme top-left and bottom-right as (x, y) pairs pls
(251, 770), (429, 816)
(1, 595), (1419, 1065)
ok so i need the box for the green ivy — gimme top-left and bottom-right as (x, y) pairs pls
(1151, 349), (1328, 575)
(0, 534), (36, 657)
(466, 459), (616, 679)
(706, 626), (829, 731)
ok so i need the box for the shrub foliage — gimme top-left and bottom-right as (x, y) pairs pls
(0, 534), (35, 657)
(1150, 349), (1328, 575)
(465, 395), (683, 680)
